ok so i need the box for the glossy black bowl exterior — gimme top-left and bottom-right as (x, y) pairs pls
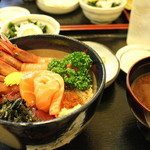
(0, 34), (105, 149)
(126, 57), (150, 128)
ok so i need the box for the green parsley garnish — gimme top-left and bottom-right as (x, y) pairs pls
(48, 52), (93, 91)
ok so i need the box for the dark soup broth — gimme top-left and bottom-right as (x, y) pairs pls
(131, 73), (150, 109)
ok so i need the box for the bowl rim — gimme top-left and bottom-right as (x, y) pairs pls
(126, 56), (150, 112)
(0, 6), (31, 29)
(0, 34), (106, 126)
(36, 0), (79, 15)
(79, 0), (127, 10)
(0, 6), (30, 14)
(37, 0), (79, 8)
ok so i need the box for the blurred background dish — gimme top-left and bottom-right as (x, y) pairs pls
(83, 41), (120, 88)
(79, 0), (127, 24)
(116, 44), (150, 73)
(36, 0), (79, 15)
(1, 14), (60, 38)
(0, 6), (30, 30)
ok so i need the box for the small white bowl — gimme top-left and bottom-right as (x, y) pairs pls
(1, 14), (60, 38)
(36, 0), (79, 15)
(79, 0), (127, 24)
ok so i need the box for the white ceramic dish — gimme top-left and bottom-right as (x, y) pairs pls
(36, 0), (79, 15)
(83, 41), (120, 88)
(1, 14), (60, 38)
(0, 6), (30, 29)
(116, 44), (150, 73)
(79, 0), (127, 24)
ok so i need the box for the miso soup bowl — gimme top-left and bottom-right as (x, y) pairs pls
(126, 57), (150, 128)
(0, 34), (105, 149)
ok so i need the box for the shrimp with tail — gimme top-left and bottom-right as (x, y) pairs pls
(0, 33), (53, 76)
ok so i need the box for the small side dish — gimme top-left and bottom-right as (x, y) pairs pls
(1, 14), (60, 38)
(5, 19), (48, 38)
(79, 0), (127, 24)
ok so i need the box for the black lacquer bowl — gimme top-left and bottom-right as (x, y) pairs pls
(0, 34), (105, 149)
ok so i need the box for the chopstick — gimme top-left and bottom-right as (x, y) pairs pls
(60, 24), (129, 31)
(123, 9), (130, 21)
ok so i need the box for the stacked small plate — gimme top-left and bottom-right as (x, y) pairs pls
(116, 44), (150, 73)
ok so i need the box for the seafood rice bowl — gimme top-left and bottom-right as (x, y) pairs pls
(0, 34), (105, 149)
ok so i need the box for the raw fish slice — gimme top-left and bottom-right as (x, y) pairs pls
(19, 70), (64, 116)
(19, 73), (36, 106)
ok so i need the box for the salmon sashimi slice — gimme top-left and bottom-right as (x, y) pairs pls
(21, 63), (48, 71)
(19, 70), (64, 117)
(19, 73), (36, 106)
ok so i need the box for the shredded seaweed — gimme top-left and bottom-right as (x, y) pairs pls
(0, 98), (39, 122)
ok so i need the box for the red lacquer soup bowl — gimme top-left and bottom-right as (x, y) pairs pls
(126, 57), (150, 128)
